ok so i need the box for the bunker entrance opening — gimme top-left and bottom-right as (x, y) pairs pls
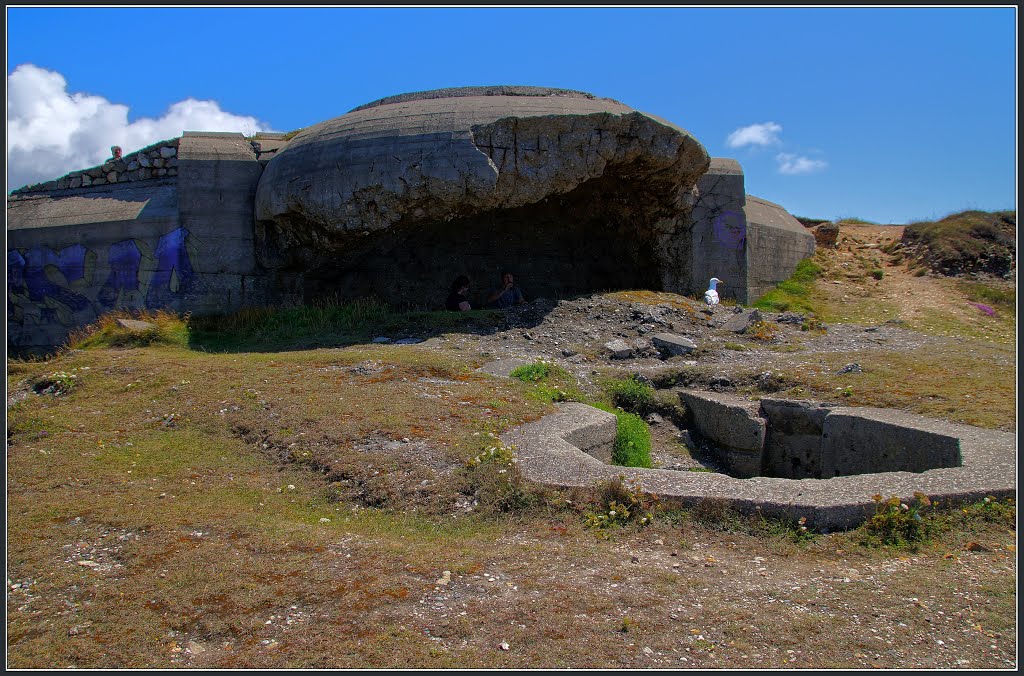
(289, 174), (683, 311)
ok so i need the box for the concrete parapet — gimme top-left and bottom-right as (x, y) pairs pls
(760, 398), (832, 479)
(821, 407), (963, 478)
(678, 389), (765, 477)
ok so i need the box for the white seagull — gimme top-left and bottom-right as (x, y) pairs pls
(704, 277), (723, 306)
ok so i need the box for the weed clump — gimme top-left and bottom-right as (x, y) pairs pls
(460, 439), (536, 514)
(859, 492), (935, 548)
(958, 495), (1015, 527)
(606, 376), (655, 415)
(32, 370), (79, 396)
(744, 320), (779, 342)
(584, 476), (657, 530)
(66, 309), (189, 350)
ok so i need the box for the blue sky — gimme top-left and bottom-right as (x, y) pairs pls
(6, 6), (1017, 224)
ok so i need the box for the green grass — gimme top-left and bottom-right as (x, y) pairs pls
(753, 257), (825, 314)
(958, 280), (1016, 317)
(604, 376), (655, 416)
(777, 343), (1016, 430)
(611, 412), (652, 468)
(509, 362), (553, 382)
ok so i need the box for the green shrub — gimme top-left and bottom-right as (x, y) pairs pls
(510, 362), (552, 383)
(870, 269), (884, 280)
(612, 412), (652, 468)
(606, 376), (655, 415)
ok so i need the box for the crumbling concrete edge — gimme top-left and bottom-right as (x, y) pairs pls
(500, 401), (1016, 532)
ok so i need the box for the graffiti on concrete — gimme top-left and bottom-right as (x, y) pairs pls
(7, 227), (196, 330)
(98, 239), (144, 308)
(712, 210), (747, 251)
(7, 245), (94, 326)
(146, 227), (195, 307)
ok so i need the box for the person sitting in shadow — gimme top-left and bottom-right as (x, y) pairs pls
(486, 271), (527, 309)
(445, 275), (472, 311)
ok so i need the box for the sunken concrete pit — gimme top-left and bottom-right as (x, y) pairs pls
(498, 396), (1016, 532)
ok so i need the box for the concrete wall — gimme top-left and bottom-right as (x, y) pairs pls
(685, 158), (748, 303)
(683, 159), (815, 305)
(6, 132), (288, 353)
(744, 195), (817, 302)
(820, 407), (962, 478)
(679, 390), (967, 480)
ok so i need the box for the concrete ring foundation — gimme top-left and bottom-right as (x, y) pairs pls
(499, 400), (1016, 532)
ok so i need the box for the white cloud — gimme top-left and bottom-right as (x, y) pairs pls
(6, 63), (273, 191)
(776, 153), (828, 175)
(726, 122), (783, 148)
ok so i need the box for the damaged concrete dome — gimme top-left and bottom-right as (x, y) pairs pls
(254, 86), (712, 307)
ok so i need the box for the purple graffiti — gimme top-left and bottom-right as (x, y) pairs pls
(712, 210), (746, 250)
(8, 250), (27, 293)
(146, 227), (195, 307)
(21, 246), (91, 312)
(8, 250), (27, 319)
(99, 239), (143, 307)
(58, 244), (89, 283)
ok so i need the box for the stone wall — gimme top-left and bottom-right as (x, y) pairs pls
(11, 139), (181, 194)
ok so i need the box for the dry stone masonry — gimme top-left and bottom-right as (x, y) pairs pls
(12, 139), (181, 193)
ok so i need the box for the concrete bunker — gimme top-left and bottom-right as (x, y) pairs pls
(253, 86), (712, 309)
(8, 85), (815, 353)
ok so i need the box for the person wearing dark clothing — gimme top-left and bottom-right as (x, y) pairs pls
(446, 275), (472, 311)
(486, 271), (526, 309)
